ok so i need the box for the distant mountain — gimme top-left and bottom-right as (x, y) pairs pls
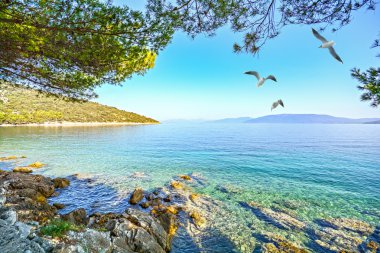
(0, 84), (158, 125)
(213, 117), (253, 123)
(365, 120), (380, 124)
(214, 114), (380, 124)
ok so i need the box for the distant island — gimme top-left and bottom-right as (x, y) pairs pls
(213, 114), (380, 124)
(0, 84), (158, 125)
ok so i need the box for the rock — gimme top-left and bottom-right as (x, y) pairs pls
(0, 206), (17, 225)
(13, 167), (33, 173)
(170, 181), (183, 190)
(129, 187), (144, 205)
(53, 203), (65, 209)
(247, 203), (306, 230)
(365, 240), (379, 252)
(189, 193), (199, 202)
(165, 206), (179, 215)
(0, 156), (18, 161)
(314, 227), (364, 252)
(262, 243), (280, 253)
(163, 195), (172, 202)
(321, 217), (374, 235)
(64, 229), (112, 253)
(15, 221), (32, 238)
(61, 208), (88, 226)
(190, 210), (206, 228)
(113, 219), (165, 253)
(179, 175), (191, 181)
(27, 162), (45, 169)
(53, 177), (70, 188)
(140, 202), (150, 209)
(124, 208), (172, 251)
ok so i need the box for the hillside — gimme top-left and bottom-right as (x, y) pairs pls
(0, 84), (158, 125)
(212, 114), (380, 124)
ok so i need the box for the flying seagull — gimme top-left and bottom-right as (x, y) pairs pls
(244, 71), (277, 87)
(271, 99), (284, 111)
(312, 28), (343, 64)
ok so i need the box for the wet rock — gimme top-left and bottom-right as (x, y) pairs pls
(365, 240), (379, 252)
(163, 195), (172, 202)
(146, 193), (155, 201)
(87, 212), (121, 231)
(129, 187), (144, 205)
(62, 208), (88, 226)
(53, 203), (65, 209)
(170, 181), (183, 190)
(28, 162), (45, 169)
(53, 177), (70, 188)
(140, 202), (150, 209)
(0, 156), (18, 161)
(190, 210), (206, 228)
(321, 217), (374, 235)
(189, 193), (199, 202)
(179, 175), (191, 181)
(13, 167), (33, 173)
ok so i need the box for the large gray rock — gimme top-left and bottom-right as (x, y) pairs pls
(0, 206), (17, 225)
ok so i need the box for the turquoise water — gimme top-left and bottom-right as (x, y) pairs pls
(1, 123), (379, 251)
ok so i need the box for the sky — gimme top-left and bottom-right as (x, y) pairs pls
(95, 2), (380, 121)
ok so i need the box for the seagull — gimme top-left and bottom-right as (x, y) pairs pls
(244, 71), (277, 87)
(271, 99), (284, 111)
(312, 28), (343, 64)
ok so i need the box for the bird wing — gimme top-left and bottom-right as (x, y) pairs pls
(266, 75), (277, 82)
(244, 71), (260, 80)
(278, 99), (284, 107)
(271, 101), (278, 111)
(328, 47), (343, 63)
(312, 28), (328, 43)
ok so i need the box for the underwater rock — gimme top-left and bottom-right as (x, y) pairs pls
(321, 217), (374, 235)
(247, 202), (306, 230)
(262, 243), (280, 253)
(13, 167), (33, 173)
(179, 175), (191, 181)
(189, 210), (206, 228)
(170, 181), (184, 190)
(53, 177), (70, 188)
(313, 227), (365, 252)
(28, 162), (45, 169)
(189, 193), (199, 202)
(129, 187), (144, 205)
(0, 156), (18, 161)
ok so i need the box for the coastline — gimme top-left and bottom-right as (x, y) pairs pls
(0, 121), (160, 127)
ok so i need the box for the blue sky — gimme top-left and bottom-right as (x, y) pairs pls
(95, 2), (380, 121)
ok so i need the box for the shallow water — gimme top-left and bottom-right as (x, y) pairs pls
(1, 123), (379, 251)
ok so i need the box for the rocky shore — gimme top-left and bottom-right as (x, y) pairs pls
(1, 155), (379, 253)
(0, 169), (178, 253)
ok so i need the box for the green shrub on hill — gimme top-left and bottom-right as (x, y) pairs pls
(0, 84), (158, 125)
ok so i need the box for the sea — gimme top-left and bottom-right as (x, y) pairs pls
(1, 123), (379, 252)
